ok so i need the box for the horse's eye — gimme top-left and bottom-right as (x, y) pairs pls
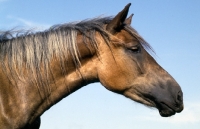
(130, 46), (141, 53)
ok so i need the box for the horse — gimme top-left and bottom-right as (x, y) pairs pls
(0, 3), (183, 129)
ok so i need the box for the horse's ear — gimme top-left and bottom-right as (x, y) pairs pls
(106, 3), (131, 34)
(125, 14), (134, 25)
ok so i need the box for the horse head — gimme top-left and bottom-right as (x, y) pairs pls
(97, 3), (183, 117)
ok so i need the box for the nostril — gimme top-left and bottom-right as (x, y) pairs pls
(176, 91), (183, 104)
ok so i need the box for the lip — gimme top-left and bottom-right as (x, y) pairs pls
(158, 102), (176, 117)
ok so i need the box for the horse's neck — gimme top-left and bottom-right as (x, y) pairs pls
(28, 37), (99, 123)
(49, 58), (99, 103)
(0, 35), (99, 127)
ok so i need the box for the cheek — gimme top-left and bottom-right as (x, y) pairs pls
(97, 57), (139, 92)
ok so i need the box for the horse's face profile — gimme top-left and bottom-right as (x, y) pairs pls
(96, 3), (183, 117)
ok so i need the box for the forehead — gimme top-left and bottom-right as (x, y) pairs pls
(112, 27), (154, 54)
(114, 29), (139, 43)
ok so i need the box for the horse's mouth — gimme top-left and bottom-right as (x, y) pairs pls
(123, 89), (183, 117)
(157, 102), (176, 117)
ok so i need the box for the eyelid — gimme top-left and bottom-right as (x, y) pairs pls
(125, 42), (139, 48)
(130, 45), (139, 49)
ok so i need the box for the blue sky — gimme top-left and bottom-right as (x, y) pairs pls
(0, 0), (200, 129)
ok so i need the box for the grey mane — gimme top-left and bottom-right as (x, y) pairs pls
(0, 18), (111, 69)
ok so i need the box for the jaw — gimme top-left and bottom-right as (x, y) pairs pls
(124, 90), (156, 108)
